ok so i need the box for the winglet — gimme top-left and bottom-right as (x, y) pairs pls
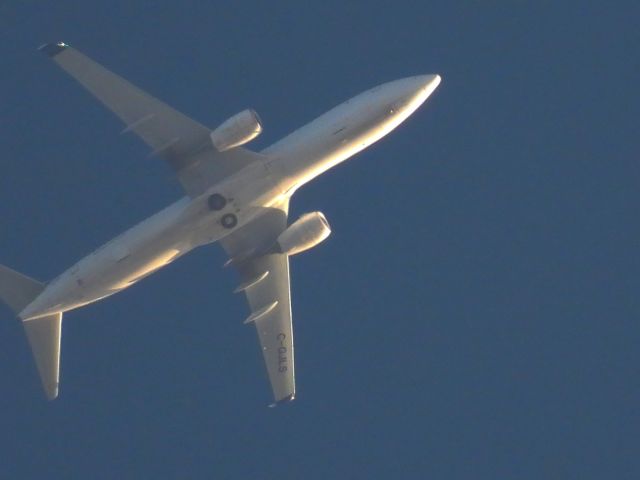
(268, 394), (295, 408)
(38, 42), (68, 57)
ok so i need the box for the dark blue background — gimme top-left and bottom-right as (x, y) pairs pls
(1, 2), (638, 478)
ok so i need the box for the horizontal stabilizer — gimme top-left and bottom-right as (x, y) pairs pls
(0, 264), (44, 314)
(23, 313), (62, 400)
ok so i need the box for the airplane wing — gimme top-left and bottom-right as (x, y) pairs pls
(39, 42), (262, 197)
(220, 201), (295, 405)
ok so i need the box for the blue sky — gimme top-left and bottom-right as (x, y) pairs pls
(1, 2), (638, 478)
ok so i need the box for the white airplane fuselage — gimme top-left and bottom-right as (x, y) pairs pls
(20, 75), (440, 320)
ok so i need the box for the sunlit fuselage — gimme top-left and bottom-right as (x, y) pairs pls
(20, 75), (440, 320)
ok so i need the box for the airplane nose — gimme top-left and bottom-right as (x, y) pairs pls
(418, 74), (441, 92)
(411, 74), (441, 102)
(391, 74), (441, 112)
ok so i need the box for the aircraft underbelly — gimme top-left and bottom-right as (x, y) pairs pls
(45, 180), (281, 314)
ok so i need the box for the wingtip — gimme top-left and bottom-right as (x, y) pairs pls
(268, 393), (295, 408)
(38, 42), (68, 57)
(45, 382), (59, 400)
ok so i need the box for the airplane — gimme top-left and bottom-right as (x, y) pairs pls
(0, 42), (441, 404)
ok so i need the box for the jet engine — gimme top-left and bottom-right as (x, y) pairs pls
(276, 212), (331, 256)
(210, 109), (262, 152)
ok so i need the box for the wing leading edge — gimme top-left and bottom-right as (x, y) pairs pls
(39, 42), (264, 197)
(220, 202), (295, 405)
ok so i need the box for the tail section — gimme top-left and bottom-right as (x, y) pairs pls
(0, 264), (62, 400)
(0, 264), (44, 313)
(23, 314), (62, 399)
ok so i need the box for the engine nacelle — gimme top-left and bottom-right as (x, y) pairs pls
(210, 109), (262, 152)
(276, 212), (331, 256)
